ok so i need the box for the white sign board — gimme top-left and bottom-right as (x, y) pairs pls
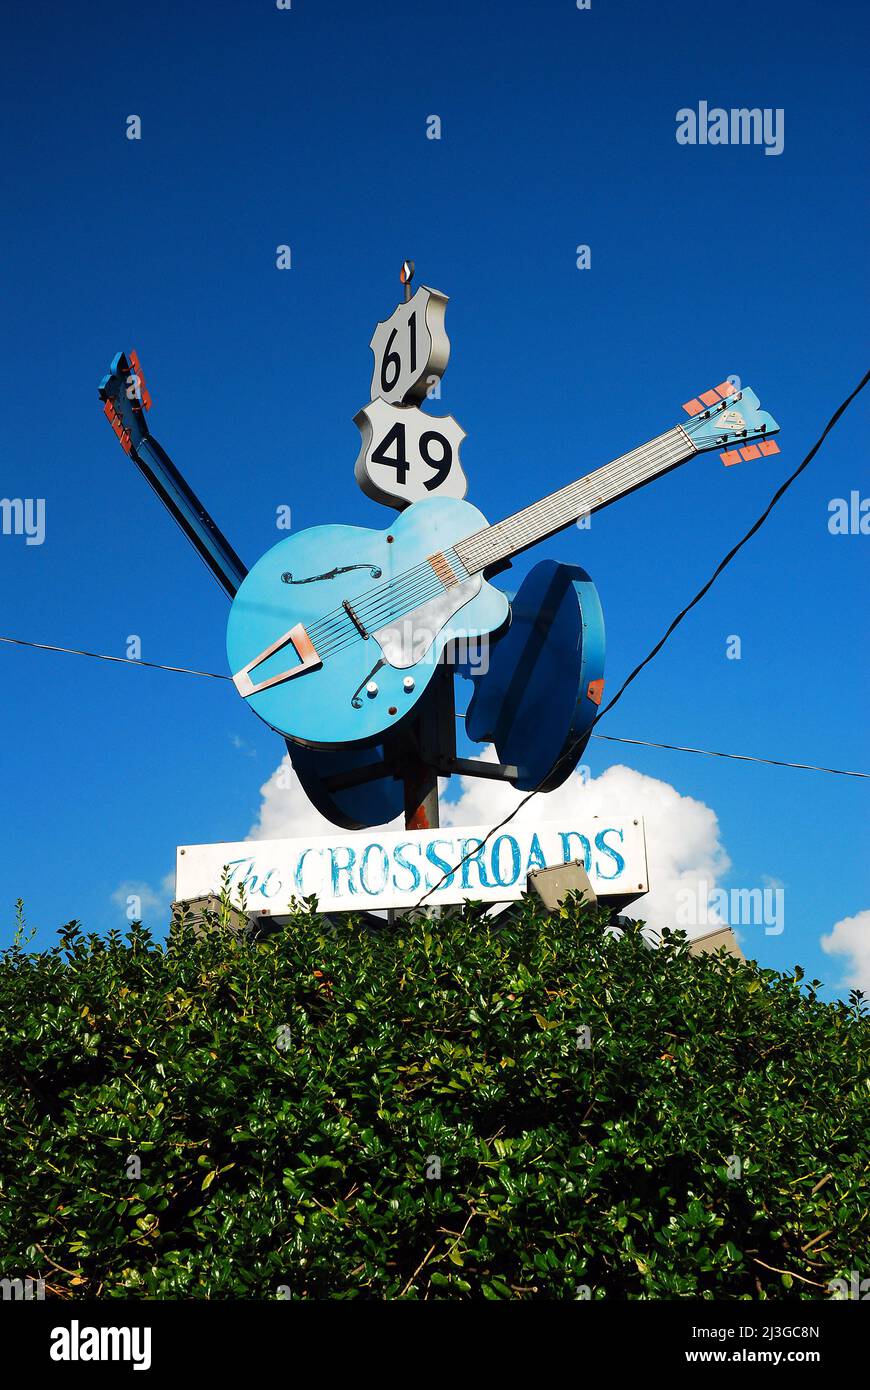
(176, 816), (648, 916)
(369, 285), (450, 405)
(354, 398), (468, 508)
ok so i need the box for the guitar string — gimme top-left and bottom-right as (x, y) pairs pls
(305, 557), (460, 643)
(310, 575), (469, 659)
(306, 559), (439, 642)
(459, 439), (691, 572)
(313, 433), (687, 651)
(305, 565), (454, 655)
(458, 430), (691, 570)
(303, 429), (689, 643)
(311, 425), (693, 639)
(305, 431), (691, 653)
(296, 439), (692, 667)
(309, 545), (469, 639)
(286, 416), (730, 666)
(461, 428), (686, 545)
(313, 548), (470, 642)
(305, 434), (692, 661)
(458, 405), (752, 567)
(450, 430), (686, 569)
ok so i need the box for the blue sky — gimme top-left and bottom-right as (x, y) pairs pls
(1, 0), (867, 996)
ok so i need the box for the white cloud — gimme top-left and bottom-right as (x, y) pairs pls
(441, 755), (730, 935)
(111, 872), (175, 922)
(820, 909), (870, 992)
(247, 754), (402, 840)
(250, 749), (730, 936)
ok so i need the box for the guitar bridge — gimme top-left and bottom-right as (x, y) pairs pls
(232, 623), (321, 698)
(342, 598), (369, 638)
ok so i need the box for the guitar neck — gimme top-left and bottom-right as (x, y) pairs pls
(455, 424), (696, 574)
(132, 434), (249, 598)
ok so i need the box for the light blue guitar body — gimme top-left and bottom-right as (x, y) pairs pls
(226, 496), (510, 748)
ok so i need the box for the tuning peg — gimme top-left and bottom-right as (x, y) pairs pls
(102, 396), (132, 453)
(127, 348), (151, 409)
(685, 382), (739, 417)
(721, 438), (781, 466)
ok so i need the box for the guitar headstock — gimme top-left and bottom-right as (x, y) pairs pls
(98, 350), (153, 455)
(681, 382), (781, 466)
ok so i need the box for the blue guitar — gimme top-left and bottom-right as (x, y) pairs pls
(226, 383), (780, 747)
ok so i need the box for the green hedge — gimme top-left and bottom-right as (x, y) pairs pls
(0, 895), (867, 1299)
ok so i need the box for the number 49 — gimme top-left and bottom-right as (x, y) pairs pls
(371, 420), (452, 490)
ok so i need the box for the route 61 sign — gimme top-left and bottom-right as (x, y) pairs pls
(369, 286), (450, 405)
(354, 398), (467, 508)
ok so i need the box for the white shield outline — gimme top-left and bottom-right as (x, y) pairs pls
(354, 398), (468, 510)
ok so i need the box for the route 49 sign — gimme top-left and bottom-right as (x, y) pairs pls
(354, 397), (467, 508)
(369, 285), (450, 405)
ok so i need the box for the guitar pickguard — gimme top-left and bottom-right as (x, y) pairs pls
(372, 575), (482, 669)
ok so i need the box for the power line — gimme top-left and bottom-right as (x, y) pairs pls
(0, 635), (230, 682)
(454, 712), (867, 779)
(587, 733), (867, 779)
(2, 628), (864, 780)
(3, 633), (866, 779)
(414, 365), (870, 905)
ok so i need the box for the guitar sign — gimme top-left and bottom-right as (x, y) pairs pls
(226, 383), (780, 748)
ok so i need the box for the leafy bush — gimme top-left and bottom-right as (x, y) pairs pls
(0, 895), (867, 1299)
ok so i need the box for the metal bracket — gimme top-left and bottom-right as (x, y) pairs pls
(431, 755), (518, 783)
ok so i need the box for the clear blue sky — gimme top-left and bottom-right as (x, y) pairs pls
(1, 0), (867, 997)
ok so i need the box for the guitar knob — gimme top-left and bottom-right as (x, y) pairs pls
(366, 681), (378, 698)
(403, 676), (415, 692)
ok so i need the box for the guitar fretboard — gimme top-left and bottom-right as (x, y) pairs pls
(455, 425), (695, 574)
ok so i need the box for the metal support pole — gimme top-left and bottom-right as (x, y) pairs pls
(401, 658), (454, 830)
(403, 757), (440, 831)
